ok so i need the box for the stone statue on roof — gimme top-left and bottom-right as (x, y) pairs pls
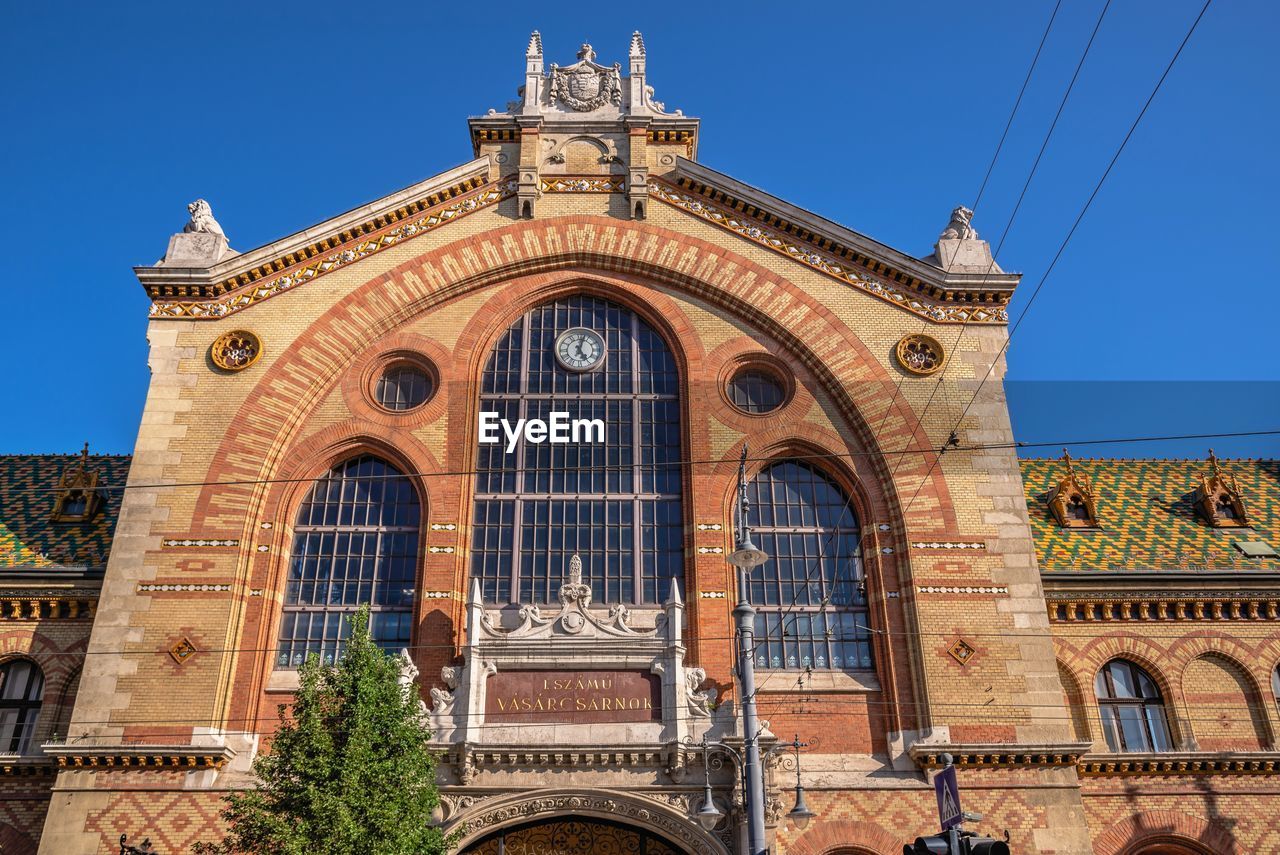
(184, 199), (225, 237)
(939, 205), (978, 241)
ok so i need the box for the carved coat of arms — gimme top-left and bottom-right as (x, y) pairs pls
(549, 44), (622, 112)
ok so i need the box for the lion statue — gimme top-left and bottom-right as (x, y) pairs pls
(939, 205), (978, 241)
(184, 199), (225, 237)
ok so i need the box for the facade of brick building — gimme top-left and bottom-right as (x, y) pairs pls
(2, 33), (1278, 855)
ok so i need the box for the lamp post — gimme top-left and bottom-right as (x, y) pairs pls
(727, 444), (768, 855)
(683, 733), (819, 843)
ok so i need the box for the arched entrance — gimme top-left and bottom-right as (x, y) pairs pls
(462, 817), (688, 854)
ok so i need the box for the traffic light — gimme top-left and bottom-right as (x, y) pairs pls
(903, 836), (952, 855)
(963, 836), (1010, 855)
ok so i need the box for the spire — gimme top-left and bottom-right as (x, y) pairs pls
(526, 30), (543, 62)
(630, 31), (645, 58)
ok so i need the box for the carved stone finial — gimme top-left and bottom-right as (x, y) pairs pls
(630, 31), (645, 58)
(527, 30), (543, 59)
(184, 199), (225, 238)
(558, 553), (592, 607)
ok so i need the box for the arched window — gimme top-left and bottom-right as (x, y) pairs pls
(276, 455), (420, 668)
(471, 295), (683, 605)
(1272, 665), (1280, 714)
(0, 659), (44, 753)
(745, 460), (870, 671)
(1095, 659), (1171, 752)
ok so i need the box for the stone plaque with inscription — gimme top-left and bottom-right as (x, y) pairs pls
(485, 669), (660, 724)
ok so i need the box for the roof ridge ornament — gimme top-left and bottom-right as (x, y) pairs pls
(549, 43), (622, 112)
(1197, 448), (1249, 527)
(1049, 449), (1101, 529)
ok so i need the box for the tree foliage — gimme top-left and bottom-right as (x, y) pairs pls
(195, 607), (452, 854)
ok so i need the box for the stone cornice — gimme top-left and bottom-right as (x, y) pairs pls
(1047, 592), (1280, 623)
(911, 742), (1091, 770)
(1078, 752), (1280, 778)
(0, 755), (56, 776)
(137, 157), (492, 303)
(669, 159), (1020, 310)
(42, 742), (235, 771)
(0, 595), (97, 620)
(911, 744), (1280, 779)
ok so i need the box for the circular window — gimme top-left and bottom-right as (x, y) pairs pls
(727, 368), (786, 414)
(375, 363), (434, 411)
(896, 334), (946, 375)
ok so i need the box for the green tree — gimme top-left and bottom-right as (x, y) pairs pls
(195, 607), (453, 854)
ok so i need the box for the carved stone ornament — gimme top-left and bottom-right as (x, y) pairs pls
(939, 205), (978, 240)
(685, 667), (718, 717)
(397, 649), (428, 717)
(210, 330), (262, 371)
(549, 44), (623, 111)
(449, 789), (731, 855)
(184, 198), (226, 237)
(895, 334), (946, 376)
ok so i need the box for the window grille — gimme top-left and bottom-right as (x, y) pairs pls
(276, 455), (419, 668)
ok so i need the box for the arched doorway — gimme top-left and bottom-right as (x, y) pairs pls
(462, 817), (689, 854)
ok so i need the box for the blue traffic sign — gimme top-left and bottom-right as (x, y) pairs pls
(934, 764), (962, 831)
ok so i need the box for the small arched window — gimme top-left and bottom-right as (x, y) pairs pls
(0, 659), (44, 753)
(1095, 659), (1171, 753)
(744, 460), (870, 671)
(276, 455), (420, 668)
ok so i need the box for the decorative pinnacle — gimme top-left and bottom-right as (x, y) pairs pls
(526, 30), (543, 58)
(630, 31), (646, 57)
(1061, 449), (1076, 477)
(577, 43), (596, 61)
(1208, 448), (1223, 477)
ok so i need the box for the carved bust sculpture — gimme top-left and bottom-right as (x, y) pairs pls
(939, 205), (978, 241)
(184, 199), (226, 237)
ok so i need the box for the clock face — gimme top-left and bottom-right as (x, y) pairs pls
(554, 327), (607, 372)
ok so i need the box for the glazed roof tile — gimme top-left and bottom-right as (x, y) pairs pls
(1020, 457), (1280, 573)
(0, 454), (132, 570)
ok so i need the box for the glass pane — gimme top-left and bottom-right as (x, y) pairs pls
(1108, 662), (1138, 699)
(277, 456), (419, 668)
(728, 370), (785, 414)
(1099, 705), (1122, 752)
(472, 296), (683, 605)
(1115, 705), (1151, 752)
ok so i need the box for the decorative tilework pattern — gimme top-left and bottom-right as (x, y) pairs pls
(649, 181), (1009, 325)
(1021, 458), (1280, 572)
(0, 454), (131, 569)
(540, 177), (626, 193)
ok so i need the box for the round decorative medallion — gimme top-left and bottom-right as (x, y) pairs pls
(895, 334), (945, 375)
(210, 330), (263, 371)
(554, 327), (607, 372)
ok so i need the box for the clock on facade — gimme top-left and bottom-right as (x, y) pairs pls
(554, 327), (607, 372)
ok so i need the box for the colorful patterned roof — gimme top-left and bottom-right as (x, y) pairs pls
(0, 454), (132, 570)
(1020, 457), (1280, 572)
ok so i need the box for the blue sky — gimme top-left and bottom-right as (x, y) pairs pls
(1, 1), (1276, 458)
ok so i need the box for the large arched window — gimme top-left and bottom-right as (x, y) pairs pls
(745, 460), (870, 671)
(0, 659), (44, 753)
(472, 295), (683, 605)
(276, 455), (420, 668)
(1095, 659), (1171, 752)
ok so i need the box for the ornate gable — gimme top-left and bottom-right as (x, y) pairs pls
(1196, 450), (1249, 527)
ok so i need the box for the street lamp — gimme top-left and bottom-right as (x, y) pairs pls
(694, 737), (724, 831)
(784, 734), (816, 830)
